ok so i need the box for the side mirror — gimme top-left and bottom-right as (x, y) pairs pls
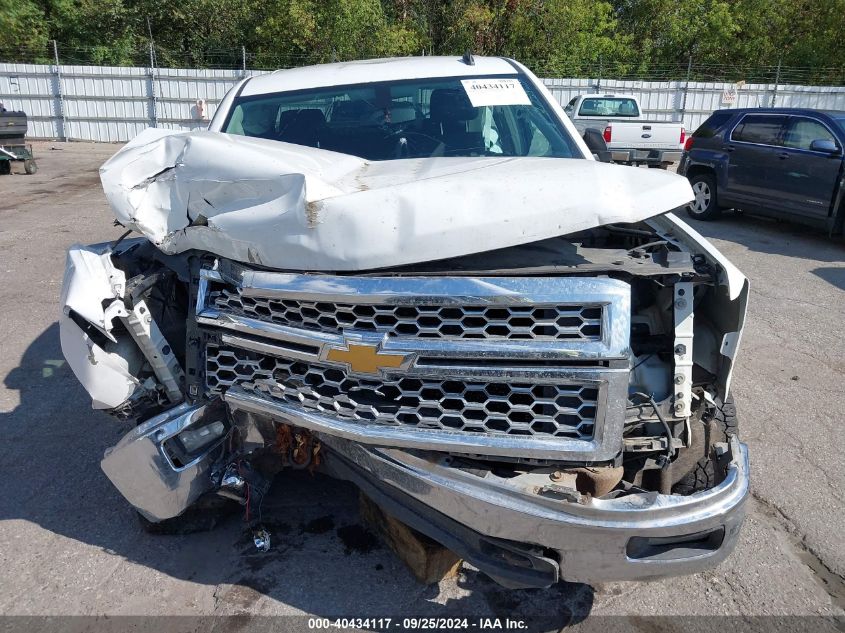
(810, 138), (840, 154)
(582, 127), (611, 162)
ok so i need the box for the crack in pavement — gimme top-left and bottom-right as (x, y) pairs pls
(751, 493), (845, 612)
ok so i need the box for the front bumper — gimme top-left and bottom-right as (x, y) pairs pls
(319, 433), (749, 585)
(100, 396), (749, 585)
(610, 149), (683, 165)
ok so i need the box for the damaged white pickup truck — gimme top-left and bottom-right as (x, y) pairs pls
(60, 56), (749, 588)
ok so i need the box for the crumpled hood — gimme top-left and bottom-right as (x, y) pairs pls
(100, 129), (694, 271)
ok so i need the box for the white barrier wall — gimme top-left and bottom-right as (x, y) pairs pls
(2, 62), (845, 142)
(0, 64), (268, 141)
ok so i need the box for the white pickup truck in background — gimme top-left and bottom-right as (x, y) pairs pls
(565, 94), (685, 168)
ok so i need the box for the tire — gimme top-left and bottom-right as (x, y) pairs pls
(24, 159), (37, 175)
(0, 161), (9, 176)
(673, 395), (738, 495)
(686, 173), (721, 220)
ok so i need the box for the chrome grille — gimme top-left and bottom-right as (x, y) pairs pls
(206, 345), (597, 440)
(210, 288), (603, 341)
(197, 268), (632, 460)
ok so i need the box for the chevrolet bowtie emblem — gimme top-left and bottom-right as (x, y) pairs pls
(325, 341), (411, 375)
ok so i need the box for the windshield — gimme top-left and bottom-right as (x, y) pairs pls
(578, 97), (640, 118)
(223, 75), (579, 160)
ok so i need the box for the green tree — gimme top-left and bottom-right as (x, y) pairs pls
(506, 0), (624, 75)
(615, 0), (739, 68)
(131, 0), (267, 67)
(725, 0), (790, 69)
(320, 0), (389, 59)
(255, 0), (320, 67)
(46, 0), (136, 64)
(777, 0), (845, 74)
(441, 1), (498, 54)
(255, 0), (428, 66)
(2, 0), (845, 81)
(0, 0), (49, 56)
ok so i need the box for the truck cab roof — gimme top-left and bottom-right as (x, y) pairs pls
(240, 56), (522, 96)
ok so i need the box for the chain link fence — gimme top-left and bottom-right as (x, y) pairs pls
(4, 41), (845, 85)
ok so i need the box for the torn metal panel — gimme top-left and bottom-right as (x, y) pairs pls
(60, 245), (140, 409)
(99, 129), (695, 272)
(649, 214), (747, 301)
(60, 242), (186, 411)
(61, 244), (128, 341)
(59, 317), (142, 410)
(648, 214), (750, 397)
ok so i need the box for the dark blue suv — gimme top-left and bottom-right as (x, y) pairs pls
(678, 108), (845, 233)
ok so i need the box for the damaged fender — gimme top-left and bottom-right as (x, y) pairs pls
(60, 242), (186, 412)
(59, 245), (140, 409)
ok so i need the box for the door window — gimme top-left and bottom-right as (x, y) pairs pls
(731, 115), (787, 145)
(693, 110), (734, 139)
(783, 117), (837, 151)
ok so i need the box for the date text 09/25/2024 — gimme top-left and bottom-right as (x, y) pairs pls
(308, 618), (528, 630)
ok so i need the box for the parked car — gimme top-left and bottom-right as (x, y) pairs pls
(679, 108), (845, 232)
(564, 93), (686, 167)
(61, 56), (749, 588)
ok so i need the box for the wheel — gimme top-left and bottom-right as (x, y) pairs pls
(686, 173), (721, 220)
(673, 395), (738, 494)
(0, 161), (9, 176)
(24, 159), (37, 175)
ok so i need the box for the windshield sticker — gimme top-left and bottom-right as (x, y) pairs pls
(461, 79), (531, 107)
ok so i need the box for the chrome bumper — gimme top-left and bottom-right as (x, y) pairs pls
(101, 393), (748, 584)
(318, 433), (749, 584)
(100, 402), (227, 521)
(610, 149), (683, 164)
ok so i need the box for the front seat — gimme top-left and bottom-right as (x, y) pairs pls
(427, 89), (484, 156)
(279, 108), (327, 149)
(618, 101), (635, 115)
